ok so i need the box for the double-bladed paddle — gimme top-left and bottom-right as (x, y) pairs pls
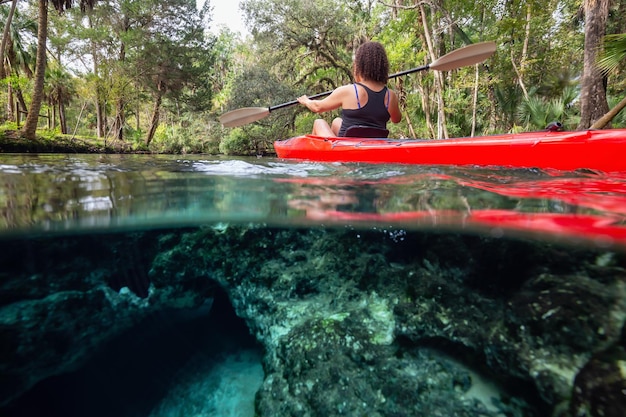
(219, 41), (496, 128)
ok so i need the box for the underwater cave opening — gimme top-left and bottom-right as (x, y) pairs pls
(1, 285), (264, 417)
(394, 335), (551, 415)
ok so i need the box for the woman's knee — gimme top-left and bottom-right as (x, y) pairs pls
(312, 119), (334, 136)
(331, 118), (343, 135)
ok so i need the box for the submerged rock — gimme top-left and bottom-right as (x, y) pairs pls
(1, 226), (625, 416)
(568, 329), (626, 417)
(0, 233), (215, 407)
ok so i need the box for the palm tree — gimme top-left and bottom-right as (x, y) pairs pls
(20, 0), (48, 138)
(577, 0), (610, 130)
(45, 66), (74, 133)
(517, 86), (579, 131)
(0, 0), (18, 80)
(20, 0), (97, 140)
(1, 5), (36, 124)
(591, 34), (626, 128)
(598, 34), (626, 74)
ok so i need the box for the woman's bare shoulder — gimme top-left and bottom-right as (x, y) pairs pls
(334, 84), (356, 94)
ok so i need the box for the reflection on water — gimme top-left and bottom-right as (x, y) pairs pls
(1, 154), (625, 249)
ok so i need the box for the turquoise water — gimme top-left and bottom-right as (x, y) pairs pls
(1, 154), (625, 416)
(2, 153), (625, 248)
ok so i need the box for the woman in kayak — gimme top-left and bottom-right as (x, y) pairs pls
(297, 41), (402, 137)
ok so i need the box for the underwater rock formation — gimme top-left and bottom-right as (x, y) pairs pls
(0, 233), (215, 407)
(1, 226), (625, 416)
(568, 327), (626, 417)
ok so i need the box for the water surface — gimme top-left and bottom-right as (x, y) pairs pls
(2, 153), (625, 249)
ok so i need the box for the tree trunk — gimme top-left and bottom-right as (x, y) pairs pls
(471, 64), (479, 137)
(396, 77), (415, 137)
(113, 40), (127, 141)
(146, 85), (164, 145)
(404, 111), (417, 138)
(590, 95), (626, 129)
(114, 99), (125, 141)
(577, 0), (610, 130)
(509, 5), (531, 101)
(88, 14), (105, 139)
(21, 0), (48, 140)
(417, 80), (435, 138)
(59, 102), (67, 134)
(0, 0), (18, 80)
(135, 98), (140, 131)
(7, 83), (14, 121)
(15, 84), (27, 118)
(96, 92), (105, 138)
(419, 4), (448, 139)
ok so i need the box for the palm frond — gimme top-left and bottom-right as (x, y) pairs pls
(598, 34), (626, 75)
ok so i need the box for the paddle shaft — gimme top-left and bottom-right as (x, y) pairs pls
(270, 64), (429, 112)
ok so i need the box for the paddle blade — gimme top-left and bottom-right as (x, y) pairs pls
(219, 107), (270, 128)
(429, 41), (496, 71)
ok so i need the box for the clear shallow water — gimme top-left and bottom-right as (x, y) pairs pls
(1, 153), (625, 250)
(1, 153), (626, 417)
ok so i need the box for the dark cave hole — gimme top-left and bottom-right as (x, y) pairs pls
(1, 286), (262, 417)
(394, 335), (550, 415)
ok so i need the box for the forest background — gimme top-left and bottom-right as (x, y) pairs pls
(0, 0), (625, 155)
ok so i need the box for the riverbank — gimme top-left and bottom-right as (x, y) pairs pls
(0, 129), (138, 154)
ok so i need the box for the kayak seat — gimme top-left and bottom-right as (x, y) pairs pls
(344, 126), (390, 138)
(545, 121), (563, 132)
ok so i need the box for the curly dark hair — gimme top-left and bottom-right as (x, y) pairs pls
(353, 41), (389, 83)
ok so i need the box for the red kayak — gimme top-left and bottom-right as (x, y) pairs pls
(279, 171), (626, 247)
(274, 128), (626, 172)
(304, 209), (626, 248)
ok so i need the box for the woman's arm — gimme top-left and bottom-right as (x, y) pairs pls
(298, 85), (350, 113)
(387, 89), (402, 123)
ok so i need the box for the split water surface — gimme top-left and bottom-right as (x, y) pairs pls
(1, 154), (625, 416)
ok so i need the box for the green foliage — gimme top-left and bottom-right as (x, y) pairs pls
(219, 128), (252, 155)
(516, 86), (579, 130)
(608, 95), (626, 127)
(0, 122), (20, 132)
(243, 0), (356, 89)
(224, 65), (298, 152)
(149, 123), (216, 154)
(33, 0), (217, 145)
(294, 112), (318, 135)
(599, 34), (626, 75)
(3, 0), (624, 153)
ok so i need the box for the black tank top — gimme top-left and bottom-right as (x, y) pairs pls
(338, 83), (390, 137)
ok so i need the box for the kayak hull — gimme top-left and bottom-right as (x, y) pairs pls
(274, 129), (626, 171)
